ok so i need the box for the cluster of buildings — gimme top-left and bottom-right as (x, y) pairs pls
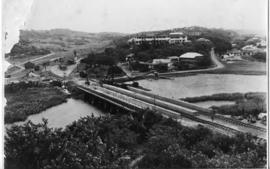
(150, 52), (204, 70)
(222, 42), (266, 62)
(128, 32), (191, 45)
(126, 52), (204, 72)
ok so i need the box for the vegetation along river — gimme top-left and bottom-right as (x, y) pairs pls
(6, 74), (266, 129)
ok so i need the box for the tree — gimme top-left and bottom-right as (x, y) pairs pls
(34, 65), (40, 71)
(42, 62), (50, 71)
(79, 71), (87, 78)
(24, 61), (35, 69)
(252, 52), (266, 62)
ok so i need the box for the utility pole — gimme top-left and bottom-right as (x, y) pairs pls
(153, 95), (156, 111)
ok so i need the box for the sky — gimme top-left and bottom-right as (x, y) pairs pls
(20, 0), (270, 34)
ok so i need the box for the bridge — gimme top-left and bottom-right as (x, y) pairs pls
(75, 80), (266, 139)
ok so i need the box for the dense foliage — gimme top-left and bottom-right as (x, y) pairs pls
(5, 82), (68, 123)
(130, 41), (213, 63)
(81, 52), (117, 66)
(182, 92), (246, 102)
(202, 33), (232, 54)
(24, 61), (36, 69)
(212, 93), (266, 118)
(252, 52), (266, 62)
(82, 35), (215, 64)
(5, 109), (266, 169)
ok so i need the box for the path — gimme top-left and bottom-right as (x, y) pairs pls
(7, 52), (55, 75)
(49, 58), (82, 77)
(18, 52), (55, 66)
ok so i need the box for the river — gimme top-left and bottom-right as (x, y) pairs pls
(6, 98), (103, 129)
(6, 74), (266, 129)
(193, 100), (235, 108)
(139, 74), (267, 99)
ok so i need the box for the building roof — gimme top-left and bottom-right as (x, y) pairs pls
(168, 56), (179, 59)
(169, 32), (184, 35)
(242, 45), (258, 51)
(126, 53), (134, 57)
(196, 38), (211, 42)
(180, 52), (203, 59)
(229, 49), (242, 54)
(152, 59), (171, 64)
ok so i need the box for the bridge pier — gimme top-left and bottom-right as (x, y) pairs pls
(80, 89), (134, 115)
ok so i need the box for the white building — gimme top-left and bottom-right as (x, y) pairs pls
(152, 59), (171, 65)
(152, 56), (180, 70)
(256, 40), (266, 48)
(128, 32), (189, 45)
(179, 52), (203, 59)
(168, 32), (189, 44)
(196, 38), (211, 43)
(222, 49), (242, 61)
(179, 52), (204, 68)
(242, 45), (260, 56)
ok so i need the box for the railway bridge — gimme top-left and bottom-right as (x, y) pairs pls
(75, 81), (266, 139)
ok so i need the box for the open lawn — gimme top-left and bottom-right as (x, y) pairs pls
(5, 86), (69, 124)
(208, 60), (266, 75)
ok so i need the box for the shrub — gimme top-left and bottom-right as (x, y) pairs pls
(252, 52), (266, 62)
(5, 109), (266, 169)
(24, 62), (35, 69)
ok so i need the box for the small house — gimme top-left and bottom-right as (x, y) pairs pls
(179, 52), (204, 68)
(241, 45), (259, 56)
(222, 49), (242, 61)
(196, 38), (211, 42)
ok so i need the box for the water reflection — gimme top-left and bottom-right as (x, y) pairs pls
(6, 99), (103, 129)
(139, 74), (267, 98)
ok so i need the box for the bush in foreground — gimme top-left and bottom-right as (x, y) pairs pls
(5, 110), (266, 169)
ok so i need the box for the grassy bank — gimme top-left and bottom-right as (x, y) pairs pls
(5, 82), (69, 124)
(208, 60), (266, 75)
(182, 92), (266, 119)
(182, 92), (246, 102)
(5, 110), (266, 169)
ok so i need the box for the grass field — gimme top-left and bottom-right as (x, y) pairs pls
(208, 60), (266, 75)
(5, 87), (69, 124)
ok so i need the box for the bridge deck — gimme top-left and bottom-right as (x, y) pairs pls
(76, 81), (266, 139)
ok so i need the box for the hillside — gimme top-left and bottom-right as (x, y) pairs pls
(132, 26), (239, 40)
(8, 29), (126, 58)
(7, 26), (261, 65)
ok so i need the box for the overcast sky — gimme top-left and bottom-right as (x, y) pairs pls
(24, 0), (267, 33)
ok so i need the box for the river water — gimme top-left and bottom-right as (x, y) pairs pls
(6, 99), (103, 129)
(6, 74), (267, 129)
(193, 100), (235, 108)
(139, 74), (267, 99)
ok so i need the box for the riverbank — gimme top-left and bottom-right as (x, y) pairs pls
(206, 60), (266, 75)
(155, 61), (265, 79)
(5, 98), (103, 128)
(181, 92), (266, 124)
(5, 82), (69, 124)
(181, 92), (250, 102)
